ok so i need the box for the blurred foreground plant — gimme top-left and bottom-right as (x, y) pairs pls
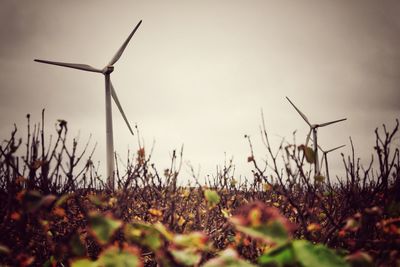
(0, 112), (399, 266)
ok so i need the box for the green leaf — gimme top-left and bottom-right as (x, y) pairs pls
(204, 189), (220, 207)
(124, 222), (163, 251)
(173, 232), (208, 250)
(236, 220), (290, 245)
(170, 247), (202, 266)
(203, 248), (257, 267)
(89, 213), (122, 245)
(154, 222), (174, 241)
(70, 258), (98, 267)
(98, 246), (141, 267)
(258, 243), (295, 266)
(71, 246), (141, 267)
(292, 240), (350, 267)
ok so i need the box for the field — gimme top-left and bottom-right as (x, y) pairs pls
(0, 113), (399, 266)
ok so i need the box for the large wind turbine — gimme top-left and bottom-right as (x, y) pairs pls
(35, 20), (143, 190)
(285, 97), (346, 176)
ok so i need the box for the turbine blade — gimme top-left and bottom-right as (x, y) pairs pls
(320, 154), (327, 172)
(109, 20), (142, 66)
(34, 59), (102, 73)
(305, 129), (312, 147)
(110, 81), (134, 135)
(316, 142), (324, 153)
(318, 118), (347, 128)
(326, 144), (345, 154)
(285, 97), (311, 126)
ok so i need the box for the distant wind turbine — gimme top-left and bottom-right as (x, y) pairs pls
(319, 144), (345, 184)
(35, 20), (143, 190)
(285, 97), (346, 176)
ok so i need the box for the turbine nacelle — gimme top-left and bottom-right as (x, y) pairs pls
(102, 65), (115, 74)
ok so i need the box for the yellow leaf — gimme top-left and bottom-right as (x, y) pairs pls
(130, 228), (142, 237)
(221, 209), (231, 218)
(108, 197), (117, 207)
(307, 223), (321, 232)
(181, 189), (190, 198)
(148, 208), (163, 217)
(178, 216), (186, 226)
(249, 208), (262, 227)
(263, 183), (272, 191)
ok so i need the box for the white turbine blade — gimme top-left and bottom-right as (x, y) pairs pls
(110, 81), (134, 135)
(109, 20), (142, 66)
(326, 144), (345, 154)
(318, 118), (347, 128)
(285, 97), (311, 126)
(34, 59), (102, 73)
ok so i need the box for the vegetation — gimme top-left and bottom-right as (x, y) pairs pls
(0, 111), (399, 266)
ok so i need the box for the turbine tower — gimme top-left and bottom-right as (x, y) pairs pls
(35, 20), (143, 190)
(286, 97), (346, 176)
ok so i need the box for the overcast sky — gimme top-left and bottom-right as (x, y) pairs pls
(0, 0), (399, 182)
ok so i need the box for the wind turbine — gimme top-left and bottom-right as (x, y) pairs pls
(285, 97), (346, 176)
(35, 20), (143, 190)
(319, 144), (345, 185)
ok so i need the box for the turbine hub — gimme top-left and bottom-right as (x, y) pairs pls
(102, 65), (114, 74)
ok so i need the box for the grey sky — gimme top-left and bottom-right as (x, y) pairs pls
(0, 0), (399, 181)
